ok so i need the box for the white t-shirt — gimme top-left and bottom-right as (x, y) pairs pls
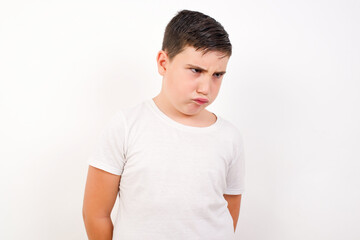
(87, 98), (246, 240)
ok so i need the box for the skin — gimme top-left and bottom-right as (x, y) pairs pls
(82, 45), (242, 239)
(83, 166), (120, 240)
(223, 194), (242, 232)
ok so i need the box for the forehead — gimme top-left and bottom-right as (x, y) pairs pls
(175, 46), (229, 65)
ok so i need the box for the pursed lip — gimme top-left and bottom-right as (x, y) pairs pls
(193, 98), (209, 103)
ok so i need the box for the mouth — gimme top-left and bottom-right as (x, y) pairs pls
(193, 98), (209, 105)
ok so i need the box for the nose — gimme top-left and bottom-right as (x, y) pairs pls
(196, 75), (211, 95)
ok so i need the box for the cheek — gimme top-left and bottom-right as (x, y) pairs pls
(173, 71), (196, 89)
(215, 79), (223, 88)
(181, 78), (197, 94)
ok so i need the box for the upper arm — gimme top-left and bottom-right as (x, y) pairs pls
(224, 130), (245, 195)
(223, 194), (242, 209)
(83, 165), (121, 219)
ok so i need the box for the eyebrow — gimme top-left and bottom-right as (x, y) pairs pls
(185, 64), (226, 75)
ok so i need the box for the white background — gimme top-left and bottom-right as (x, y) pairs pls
(0, 0), (359, 239)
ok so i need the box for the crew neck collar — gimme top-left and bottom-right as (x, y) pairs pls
(145, 98), (222, 133)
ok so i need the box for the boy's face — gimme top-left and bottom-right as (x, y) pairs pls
(156, 45), (229, 118)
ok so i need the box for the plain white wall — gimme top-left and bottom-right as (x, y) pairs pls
(0, 0), (359, 239)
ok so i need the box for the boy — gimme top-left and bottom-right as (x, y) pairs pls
(82, 9), (246, 240)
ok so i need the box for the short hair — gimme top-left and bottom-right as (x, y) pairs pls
(161, 9), (232, 62)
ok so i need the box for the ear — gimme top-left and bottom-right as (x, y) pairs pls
(156, 50), (169, 76)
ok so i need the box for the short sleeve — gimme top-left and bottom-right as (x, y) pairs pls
(87, 111), (127, 176)
(224, 131), (246, 195)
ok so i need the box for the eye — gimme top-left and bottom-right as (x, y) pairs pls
(214, 73), (224, 78)
(190, 68), (201, 73)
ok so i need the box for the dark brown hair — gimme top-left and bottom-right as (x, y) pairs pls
(161, 10), (232, 62)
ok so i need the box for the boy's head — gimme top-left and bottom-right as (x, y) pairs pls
(155, 10), (231, 120)
(161, 9), (232, 62)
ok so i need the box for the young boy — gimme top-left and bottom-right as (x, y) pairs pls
(82, 9), (246, 240)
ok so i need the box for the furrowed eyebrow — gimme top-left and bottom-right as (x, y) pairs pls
(186, 64), (226, 75)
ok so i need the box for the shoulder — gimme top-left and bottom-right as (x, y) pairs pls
(101, 100), (143, 133)
(218, 115), (244, 139)
(214, 115), (245, 157)
(117, 99), (149, 121)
